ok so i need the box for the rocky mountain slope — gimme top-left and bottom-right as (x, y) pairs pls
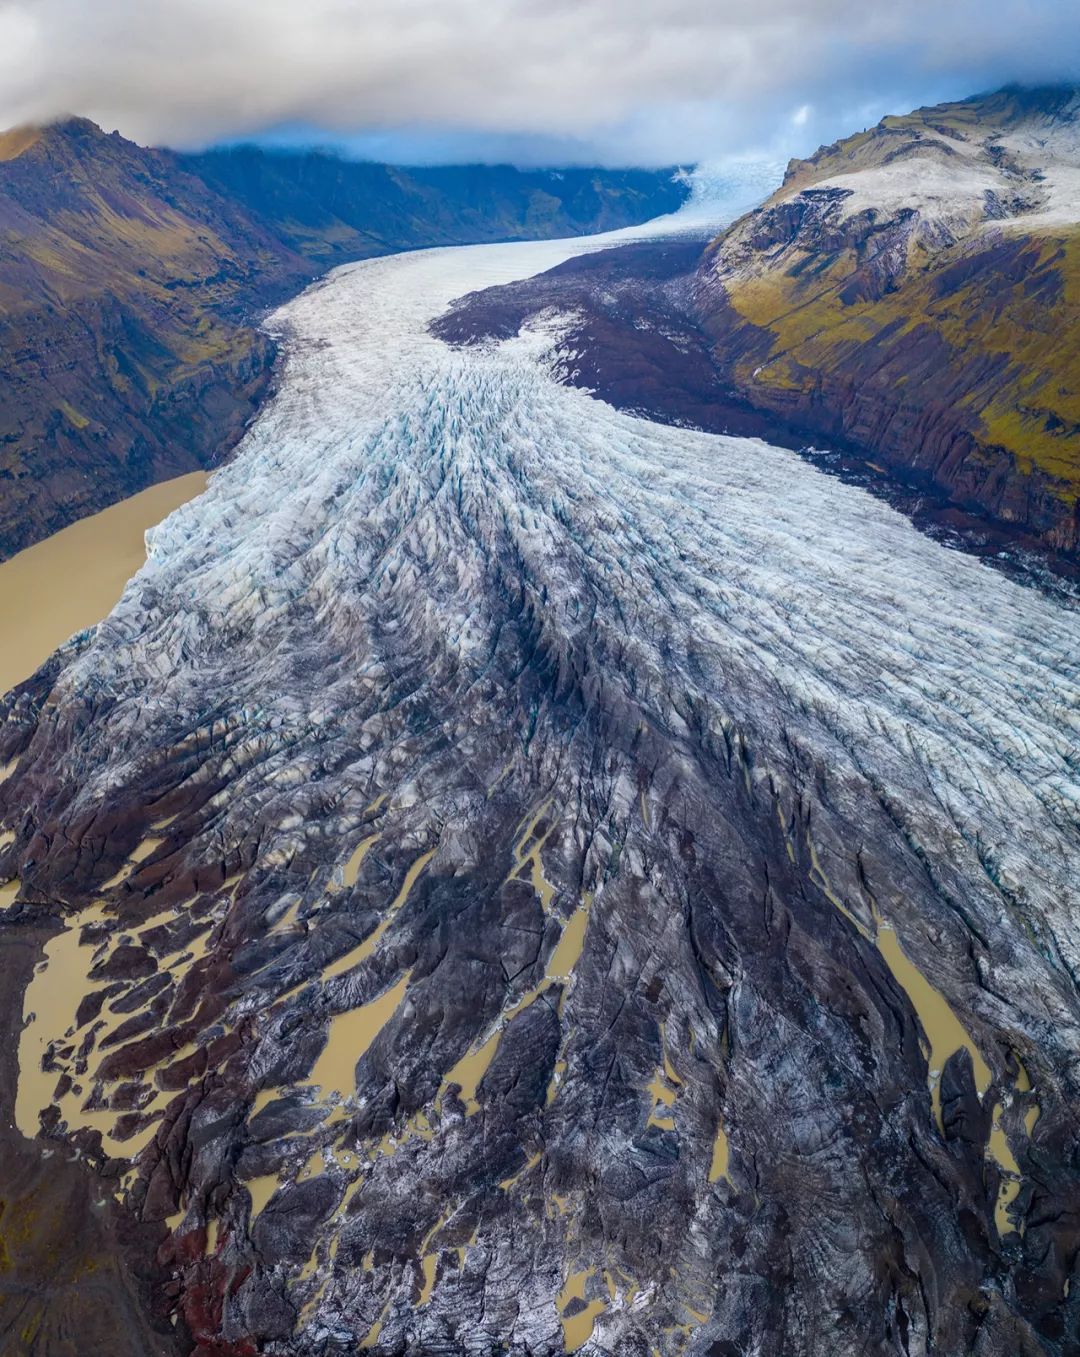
(436, 87), (1080, 576)
(2, 225), (1078, 1357)
(181, 145), (687, 267)
(0, 119), (686, 561)
(695, 85), (1080, 555)
(0, 118), (305, 561)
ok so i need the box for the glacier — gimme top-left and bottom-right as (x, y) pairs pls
(1, 198), (1079, 1356)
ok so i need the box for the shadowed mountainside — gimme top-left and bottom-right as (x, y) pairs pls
(179, 145), (689, 266)
(0, 119), (686, 561)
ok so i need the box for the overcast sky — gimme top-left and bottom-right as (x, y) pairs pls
(1, 0), (1078, 166)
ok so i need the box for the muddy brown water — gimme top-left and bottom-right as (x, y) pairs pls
(5, 472), (208, 1150)
(0, 471), (207, 698)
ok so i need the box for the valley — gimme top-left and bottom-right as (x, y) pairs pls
(0, 118), (686, 561)
(1, 206), (1078, 1355)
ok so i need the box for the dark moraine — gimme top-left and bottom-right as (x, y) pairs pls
(434, 237), (1080, 596)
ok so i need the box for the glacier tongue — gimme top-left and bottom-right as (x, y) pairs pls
(88, 233), (1080, 939)
(2, 226), (1079, 1357)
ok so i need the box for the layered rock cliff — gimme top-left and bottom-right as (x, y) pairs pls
(0, 119), (686, 561)
(695, 86), (1080, 556)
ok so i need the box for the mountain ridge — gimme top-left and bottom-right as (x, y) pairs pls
(694, 84), (1080, 555)
(0, 117), (687, 561)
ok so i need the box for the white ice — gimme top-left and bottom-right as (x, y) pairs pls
(59, 188), (1079, 1029)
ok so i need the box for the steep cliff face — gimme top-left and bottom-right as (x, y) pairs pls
(0, 119), (307, 560)
(0, 120), (687, 561)
(695, 86), (1080, 556)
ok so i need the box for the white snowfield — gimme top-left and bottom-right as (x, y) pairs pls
(811, 97), (1080, 235)
(998, 102), (1080, 228)
(85, 203), (1078, 1016)
(816, 156), (1005, 231)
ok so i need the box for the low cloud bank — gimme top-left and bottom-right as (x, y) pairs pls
(1, 0), (1078, 164)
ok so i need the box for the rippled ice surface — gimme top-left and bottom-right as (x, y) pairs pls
(14, 200), (1080, 1356)
(129, 221), (1079, 954)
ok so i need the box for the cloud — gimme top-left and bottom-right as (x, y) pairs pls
(0, 0), (1078, 164)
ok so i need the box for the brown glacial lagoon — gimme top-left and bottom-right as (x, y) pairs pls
(0, 471), (207, 697)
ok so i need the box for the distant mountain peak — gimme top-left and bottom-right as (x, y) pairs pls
(695, 84), (1080, 562)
